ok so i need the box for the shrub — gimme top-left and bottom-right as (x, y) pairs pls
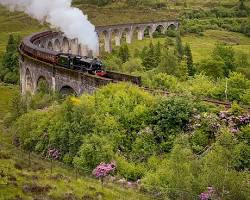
(151, 95), (195, 133)
(142, 136), (196, 200)
(227, 72), (250, 101)
(73, 134), (115, 173)
(115, 156), (146, 181)
(150, 73), (179, 91)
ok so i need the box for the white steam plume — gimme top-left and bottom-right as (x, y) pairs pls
(0, 0), (99, 52)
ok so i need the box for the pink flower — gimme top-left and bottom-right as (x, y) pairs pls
(92, 162), (116, 178)
(47, 148), (60, 160)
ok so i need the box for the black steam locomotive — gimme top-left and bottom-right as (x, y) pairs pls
(58, 54), (107, 76)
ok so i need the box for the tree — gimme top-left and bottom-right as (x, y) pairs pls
(212, 44), (236, 77)
(151, 96), (195, 133)
(175, 31), (184, 61)
(154, 41), (162, 65)
(141, 42), (158, 70)
(199, 58), (225, 79)
(184, 43), (195, 76)
(118, 44), (130, 63)
(241, 18), (250, 37)
(121, 58), (144, 74)
(177, 56), (188, 80)
(158, 48), (179, 75)
(1, 34), (20, 84)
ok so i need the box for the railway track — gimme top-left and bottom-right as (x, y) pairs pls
(142, 86), (250, 111)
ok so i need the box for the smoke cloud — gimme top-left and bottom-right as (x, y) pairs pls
(0, 0), (99, 52)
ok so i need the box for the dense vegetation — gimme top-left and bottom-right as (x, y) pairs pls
(7, 82), (250, 199)
(0, 85), (151, 200)
(0, 0), (250, 199)
(104, 33), (250, 105)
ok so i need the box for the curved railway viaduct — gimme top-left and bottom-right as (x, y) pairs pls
(19, 20), (179, 95)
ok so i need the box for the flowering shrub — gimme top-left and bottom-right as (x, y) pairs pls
(199, 187), (216, 200)
(92, 162), (116, 179)
(219, 111), (250, 133)
(47, 148), (60, 160)
(187, 113), (221, 133)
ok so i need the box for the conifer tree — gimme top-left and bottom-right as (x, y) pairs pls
(175, 32), (184, 61)
(141, 42), (158, 70)
(177, 56), (188, 80)
(118, 44), (130, 63)
(184, 44), (195, 76)
(154, 42), (162, 65)
(0, 34), (20, 84)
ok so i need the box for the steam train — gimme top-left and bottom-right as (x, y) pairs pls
(57, 55), (107, 76)
(19, 31), (107, 77)
(19, 31), (141, 85)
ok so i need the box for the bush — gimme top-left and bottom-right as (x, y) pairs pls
(142, 137), (196, 200)
(73, 134), (115, 173)
(150, 95), (195, 133)
(150, 73), (179, 91)
(227, 72), (250, 101)
(115, 156), (146, 181)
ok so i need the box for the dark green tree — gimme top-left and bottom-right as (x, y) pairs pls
(238, 0), (247, 11)
(175, 32), (184, 61)
(141, 42), (158, 70)
(184, 43), (195, 76)
(154, 42), (162, 65)
(212, 44), (236, 77)
(158, 48), (179, 75)
(0, 34), (20, 84)
(118, 44), (130, 63)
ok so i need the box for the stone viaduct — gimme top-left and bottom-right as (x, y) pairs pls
(19, 20), (179, 96)
(96, 20), (179, 53)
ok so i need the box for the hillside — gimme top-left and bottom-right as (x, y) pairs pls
(0, 1), (250, 200)
(0, 84), (151, 200)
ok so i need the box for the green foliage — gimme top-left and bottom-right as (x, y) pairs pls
(149, 96), (196, 153)
(199, 130), (250, 199)
(116, 156), (146, 181)
(184, 43), (195, 76)
(141, 42), (160, 70)
(73, 134), (115, 173)
(158, 48), (179, 75)
(175, 32), (184, 60)
(199, 58), (225, 78)
(103, 54), (122, 71)
(227, 72), (250, 101)
(0, 34), (20, 84)
(176, 56), (188, 80)
(142, 136), (196, 199)
(121, 58), (144, 74)
(118, 44), (130, 63)
(241, 18), (250, 36)
(212, 44), (236, 77)
(150, 73), (179, 91)
(228, 101), (245, 115)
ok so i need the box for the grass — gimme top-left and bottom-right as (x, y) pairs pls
(0, 142), (150, 200)
(0, 6), (47, 58)
(0, 85), (151, 200)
